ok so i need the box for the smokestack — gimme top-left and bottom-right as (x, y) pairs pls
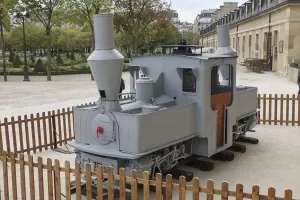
(87, 14), (124, 112)
(214, 24), (237, 83)
(214, 24), (237, 56)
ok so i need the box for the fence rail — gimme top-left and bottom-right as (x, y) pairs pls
(0, 150), (294, 200)
(0, 94), (299, 156)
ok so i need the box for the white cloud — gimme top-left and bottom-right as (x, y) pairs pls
(171, 0), (245, 22)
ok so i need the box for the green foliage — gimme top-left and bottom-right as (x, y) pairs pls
(56, 54), (64, 66)
(8, 52), (15, 63)
(124, 58), (130, 63)
(30, 55), (35, 63)
(34, 58), (45, 72)
(70, 52), (75, 61)
(66, 53), (70, 59)
(13, 55), (22, 68)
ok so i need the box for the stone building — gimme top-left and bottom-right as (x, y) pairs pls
(200, 0), (300, 77)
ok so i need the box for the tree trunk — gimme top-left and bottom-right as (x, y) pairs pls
(0, 24), (7, 81)
(46, 31), (51, 81)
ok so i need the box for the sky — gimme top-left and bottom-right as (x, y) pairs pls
(171, 0), (245, 23)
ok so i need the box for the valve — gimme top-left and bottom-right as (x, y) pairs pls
(96, 126), (104, 138)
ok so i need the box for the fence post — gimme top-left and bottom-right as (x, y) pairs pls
(221, 182), (228, 200)
(75, 162), (82, 199)
(156, 173), (163, 200)
(4, 118), (10, 154)
(131, 170), (138, 200)
(192, 177), (200, 200)
(10, 152), (17, 200)
(207, 179), (214, 200)
(11, 117), (17, 154)
(2, 151), (9, 200)
(143, 171), (150, 200)
(30, 113), (37, 154)
(236, 184), (243, 200)
(268, 94), (272, 125)
(274, 94), (278, 125)
(52, 112), (57, 149)
(252, 185), (259, 200)
(286, 94), (290, 126)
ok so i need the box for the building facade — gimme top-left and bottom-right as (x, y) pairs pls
(193, 9), (216, 33)
(200, 0), (300, 75)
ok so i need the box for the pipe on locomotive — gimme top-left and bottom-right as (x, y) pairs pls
(87, 14), (124, 112)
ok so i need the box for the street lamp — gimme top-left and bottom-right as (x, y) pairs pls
(15, 9), (31, 82)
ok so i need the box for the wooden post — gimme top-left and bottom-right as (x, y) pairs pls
(11, 117), (17, 153)
(280, 94), (284, 125)
(38, 157), (44, 200)
(108, 166), (114, 200)
(268, 94), (272, 125)
(30, 114), (37, 153)
(75, 162), (82, 200)
(252, 185), (259, 200)
(42, 112), (48, 151)
(143, 171), (150, 200)
(4, 118), (10, 153)
(156, 173), (163, 200)
(85, 163), (92, 200)
(284, 189), (293, 200)
(119, 168), (125, 200)
(36, 113), (42, 152)
(268, 187), (275, 200)
(2, 151), (9, 200)
(54, 159), (61, 200)
(29, 155), (35, 200)
(67, 107), (72, 139)
(20, 154), (26, 200)
(48, 111), (53, 149)
(18, 116), (24, 153)
(47, 158), (54, 200)
(192, 178), (200, 200)
(274, 94), (278, 125)
(57, 109), (63, 145)
(10, 152), (17, 200)
(65, 161), (71, 200)
(52, 111), (57, 149)
(207, 179), (214, 200)
(236, 184), (243, 200)
(131, 170), (138, 200)
(62, 108), (67, 143)
(24, 115), (30, 155)
(179, 176), (186, 200)
(221, 182), (228, 200)
(166, 175), (172, 200)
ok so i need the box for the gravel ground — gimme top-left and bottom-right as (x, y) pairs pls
(0, 65), (299, 199)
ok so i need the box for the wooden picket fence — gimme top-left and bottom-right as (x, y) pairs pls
(0, 94), (299, 156)
(0, 107), (75, 156)
(257, 94), (300, 126)
(0, 150), (295, 200)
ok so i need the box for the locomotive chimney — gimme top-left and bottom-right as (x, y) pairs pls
(214, 24), (237, 56)
(214, 24), (237, 83)
(87, 14), (124, 112)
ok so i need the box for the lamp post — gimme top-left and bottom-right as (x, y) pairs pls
(15, 9), (31, 82)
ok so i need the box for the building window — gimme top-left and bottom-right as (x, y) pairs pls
(254, 0), (258, 11)
(255, 34), (259, 50)
(182, 68), (197, 93)
(274, 31), (278, 60)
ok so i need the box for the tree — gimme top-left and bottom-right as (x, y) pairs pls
(0, 0), (18, 81)
(64, 0), (111, 51)
(182, 31), (201, 45)
(114, 0), (171, 55)
(21, 0), (65, 81)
